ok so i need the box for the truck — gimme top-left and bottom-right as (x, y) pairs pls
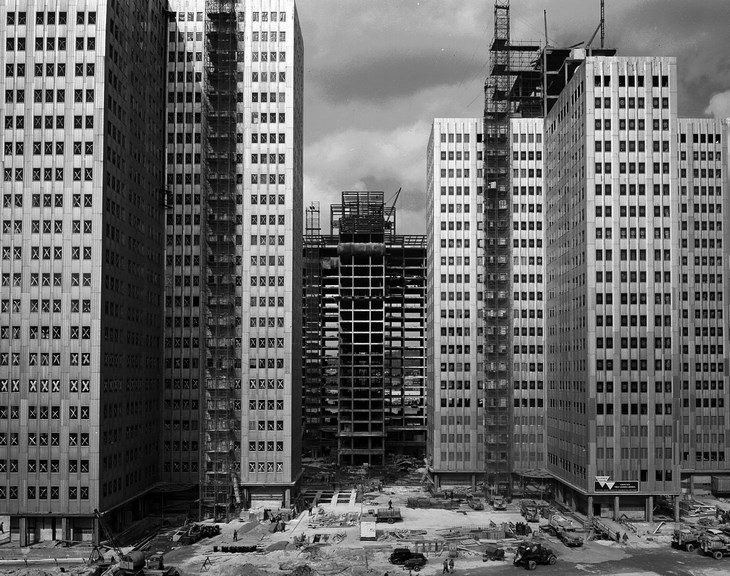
(513, 542), (557, 570)
(521, 499), (540, 522)
(548, 514), (583, 547)
(672, 526), (702, 552)
(375, 508), (402, 524)
(700, 529), (730, 559)
(467, 496), (484, 510)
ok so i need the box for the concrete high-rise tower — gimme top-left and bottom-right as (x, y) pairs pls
(0, 1), (167, 541)
(163, 0), (304, 514)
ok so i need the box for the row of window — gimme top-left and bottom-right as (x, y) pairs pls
(594, 96), (671, 109)
(20, 88), (97, 103)
(595, 359), (674, 371)
(439, 132), (472, 144)
(593, 73), (668, 88)
(249, 338), (286, 348)
(5, 37), (95, 51)
(3, 114), (94, 129)
(4, 141), (94, 156)
(0, 325), (91, 339)
(248, 461), (285, 472)
(5, 63), (95, 77)
(3, 168), (93, 182)
(0, 353), (93, 366)
(1, 299), (91, 313)
(0, 486), (89, 500)
(251, 31), (286, 42)
(249, 400), (285, 410)
(595, 118), (670, 131)
(7, 10), (96, 25)
(1, 272), (92, 287)
(1, 246), (92, 259)
(0, 379), (90, 392)
(0, 405), (89, 419)
(0, 459), (89, 474)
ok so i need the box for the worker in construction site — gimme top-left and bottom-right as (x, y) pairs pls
(388, 499), (393, 510)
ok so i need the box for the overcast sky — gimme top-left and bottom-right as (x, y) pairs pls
(296, 0), (730, 235)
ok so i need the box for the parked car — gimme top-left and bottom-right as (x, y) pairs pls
(403, 553), (428, 571)
(389, 548), (413, 565)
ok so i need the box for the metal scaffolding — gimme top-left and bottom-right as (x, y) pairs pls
(201, 0), (241, 518)
(483, 2), (618, 494)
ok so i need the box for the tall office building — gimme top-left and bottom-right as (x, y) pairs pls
(164, 0), (304, 514)
(426, 119), (486, 488)
(302, 193), (427, 464)
(676, 118), (730, 490)
(0, 1), (167, 542)
(205, 0), (303, 512)
(163, 2), (206, 492)
(509, 119), (546, 475)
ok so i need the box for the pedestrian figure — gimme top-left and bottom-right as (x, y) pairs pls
(622, 533), (629, 543)
(443, 559), (449, 574)
(308, 505), (312, 516)
(615, 531), (621, 543)
(233, 530), (238, 541)
(448, 558), (454, 573)
(0, 522), (4, 533)
(388, 499), (393, 510)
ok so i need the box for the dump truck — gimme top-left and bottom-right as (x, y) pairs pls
(375, 508), (402, 524)
(521, 499), (540, 522)
(672, 526), (702, 552)
(700, 529), (730, 559)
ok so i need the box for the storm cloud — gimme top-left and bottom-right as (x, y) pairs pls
(297, 0), (730, 235)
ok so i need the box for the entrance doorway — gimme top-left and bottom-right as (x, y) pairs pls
(593, 502), (601, 517)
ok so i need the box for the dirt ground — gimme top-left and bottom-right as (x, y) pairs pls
(3, 482), (726, 576)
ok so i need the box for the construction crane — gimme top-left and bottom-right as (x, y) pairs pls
(383, 187), (401, 229)
(89, 509), (125, 565)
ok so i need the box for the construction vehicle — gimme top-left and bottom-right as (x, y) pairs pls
(375, 508), (403, 523)
(491, 496), (507, 510)
(92, 510), (179, 576)
(467, 496), (485, 510)
(520, 499), (540, 522)
(672, 526), (702, 552)
(700, 528), (730, 559)
(100, 552), (179, 576)
(556, 527), (583, 547)
(548, 513), (583, 546)
(482, 542), (506, 561)
(513, 542), (557, 570)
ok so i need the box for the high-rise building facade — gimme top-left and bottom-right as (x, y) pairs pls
(676, 118), (730, 489)
(545, 55), (683, 517)
(163, 1), (206, 491)
(302, 193), (427, 464)
(163, 0), (304, 514)
(510, 118), (546, 475)
(0, 1), (167, 542)
(426, 118), (486, 487)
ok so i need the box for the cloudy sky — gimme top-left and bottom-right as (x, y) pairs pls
(296, 0), (730, 235)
